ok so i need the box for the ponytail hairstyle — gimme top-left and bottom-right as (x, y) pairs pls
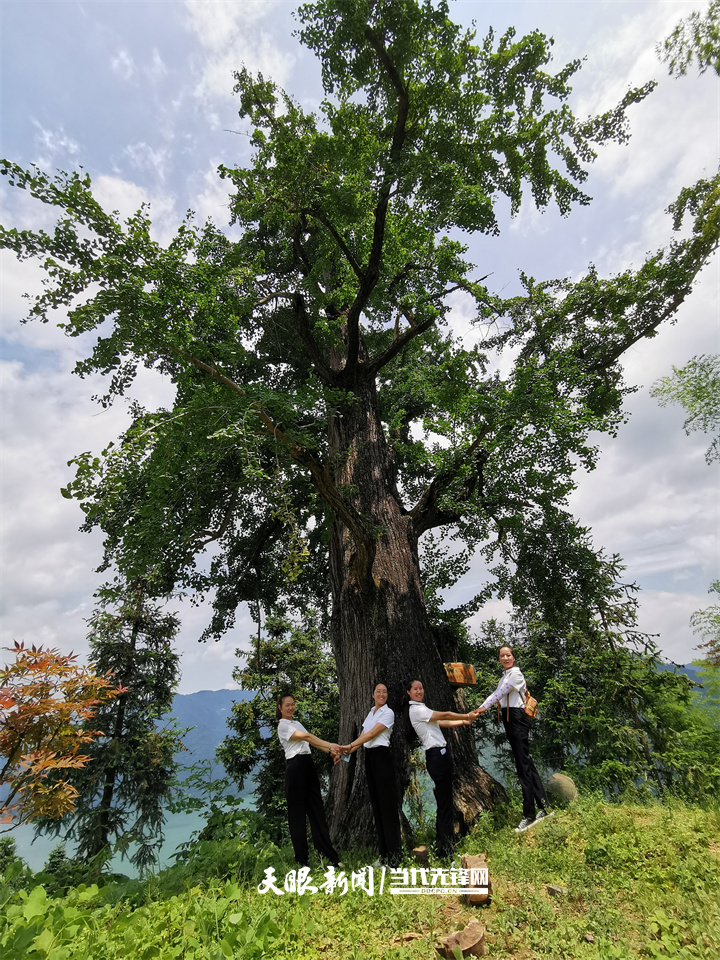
(403, 678), (421, 746)
(275, 692), (293, 721)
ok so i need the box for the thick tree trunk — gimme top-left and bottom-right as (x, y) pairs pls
(325, 356), (504, 850)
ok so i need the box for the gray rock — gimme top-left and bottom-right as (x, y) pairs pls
(546, 772), (578, 805)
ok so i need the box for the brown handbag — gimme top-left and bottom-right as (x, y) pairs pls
(523, 690), (538, 718)
(497, 688), (539, 721)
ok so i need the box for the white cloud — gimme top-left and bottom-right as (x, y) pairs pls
(146, 48), (169, 83)
(575, 2), (717, 203)
(31, 121), (81, 169)
(0, 360), (128, 661)
(636, 589), (709, 664)
(183, 0), (295, 102)
(111, 48), (135, 81)
(93, 174), (179, 244)
(161, 593), (251, 694)
(191, 161), (234, 224)
(467, 598), (513, 636)
(123, 142), (171, 183)
(572, 1), (692, 118)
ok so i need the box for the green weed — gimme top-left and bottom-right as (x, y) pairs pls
(1, 796), (718, 959)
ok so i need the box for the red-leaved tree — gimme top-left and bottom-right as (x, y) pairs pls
(0, 641), (122, 827)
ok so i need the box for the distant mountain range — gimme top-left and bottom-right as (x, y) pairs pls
(165, 688), (254, 773)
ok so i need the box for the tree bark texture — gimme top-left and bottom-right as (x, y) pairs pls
(324, 351), (505, 849)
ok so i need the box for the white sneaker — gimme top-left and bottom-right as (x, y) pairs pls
(534, 809), (554, 823)
(514, 817), (534, 833)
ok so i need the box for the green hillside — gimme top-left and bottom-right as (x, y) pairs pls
(2, 794), (718, 959)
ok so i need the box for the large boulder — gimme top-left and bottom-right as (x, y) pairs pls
(546, 773), (578, 805)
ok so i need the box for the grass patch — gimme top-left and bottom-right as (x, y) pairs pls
(1, 795), (718, 959)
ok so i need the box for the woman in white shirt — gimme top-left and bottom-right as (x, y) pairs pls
(477, 645), (550, 833)
(276, 693), (341, 867)
(342, 683), (402, 866)
(405, 679), (479, 858)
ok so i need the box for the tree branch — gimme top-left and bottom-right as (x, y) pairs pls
(367, 316), (436, 376)
(591, 289), (688, 372)
(190, 490), (240, 548)
(253, 292), (295, 308)
(292, 218), (313, 278)
(342, 25), (410, 378)
(170, 347), (376, 564)
(387, 261), (423, 300)
(304, 208), (365, 281)
(292, 292), (338, 386)
(409, 427), (494, 537)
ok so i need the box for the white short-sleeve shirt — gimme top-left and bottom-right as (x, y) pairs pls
(277, 719), (311, 759)
(361, 703), (394, 749)
(408, 701), (447, 751)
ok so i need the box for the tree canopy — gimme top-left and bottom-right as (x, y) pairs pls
(34, 587), (183, 873)
(651, 354), (720, 464)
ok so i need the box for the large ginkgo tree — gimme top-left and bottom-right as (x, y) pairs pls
(2, 0), (718, 845)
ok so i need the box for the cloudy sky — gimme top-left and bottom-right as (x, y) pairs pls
(1, 0), (718, 693)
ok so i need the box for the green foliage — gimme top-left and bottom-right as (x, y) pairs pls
(34, 586), (183, 873)
(651, 354), (720, 464)
(658, 1), (720, 77)
(0, 838), (21, 875)
(690, 658), (720, 716)
(463, 554), (720, 801)
(403, 749), (432, 846)
(476, 796), (720, 960)
(216, 611), (339, 843)
(166, 760), (285, 888)
(35, 845), (111, 899)
(691, 581), (720, 664)
(0, 838), (34, 895)
(0, 0), (713, 637)
(2, 0), (720, 844)
(1, 796), (718, 959)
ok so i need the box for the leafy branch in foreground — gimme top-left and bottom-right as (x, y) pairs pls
(658, 0), (720, 77)
(651, 354), (720, 464)
(0, 642), (121, 827)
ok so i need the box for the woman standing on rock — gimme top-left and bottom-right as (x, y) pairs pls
(477, 645), (551, 833)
